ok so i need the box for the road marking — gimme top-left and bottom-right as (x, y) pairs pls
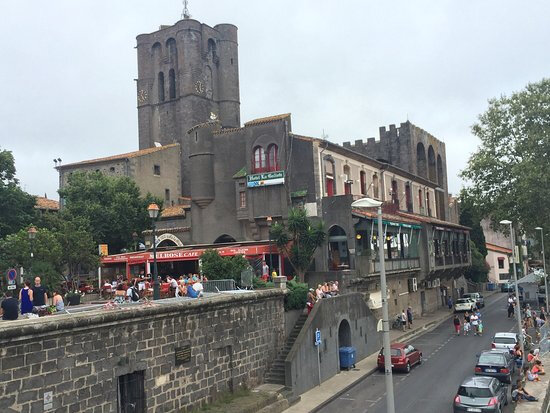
(338, 397), (355, 401)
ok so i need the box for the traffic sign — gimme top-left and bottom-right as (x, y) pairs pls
(7, 285), (16, 290)
(314, 329), (321, 346)
(6, 268), (17, 282)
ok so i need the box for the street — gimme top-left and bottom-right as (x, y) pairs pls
(318, 293), (517, 413)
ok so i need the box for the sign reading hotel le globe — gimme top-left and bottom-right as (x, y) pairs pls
(247, 171), (285, 188)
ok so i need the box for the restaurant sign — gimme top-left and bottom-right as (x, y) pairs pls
(247, 171), (285, 188)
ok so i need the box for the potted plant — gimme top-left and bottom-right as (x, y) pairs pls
(66, 290), (84, 306)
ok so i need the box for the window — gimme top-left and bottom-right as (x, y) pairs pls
(372, 174), (379, 198)
(498, 257), (505, 269)
(253, 146), (266, 172)
(168, 69), (176, 99)
(153, 165), (161, 176)
(405, 183), (412, 212)
(343, 165), (352, 195)
(165, 189), (170, 202)
(118, 371), (145, 413)
(418, 189), (423, 208)
(324, 159), (335, 197)
(267, 144), (279, 171)
(426, 192), (431, 216)
(239, 191), (246, 208)
(360, 171), (366, 195)
(158, 72), (165, 102)
(391, 180), (399, 205)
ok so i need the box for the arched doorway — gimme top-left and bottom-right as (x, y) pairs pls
(338, 319), (352, 348)
(157, 239), (178, 248)
(328, 226), (349, 270)
(213, 234), (237, 244)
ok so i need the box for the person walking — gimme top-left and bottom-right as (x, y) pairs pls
(401, 310), (407, 332)
(463, 311), (471, 336)
(470, 312), (479, 336)
(407, 307), (413, 329)
(508, 302), (515, 318)
(19, 280), (33, 314)
(453, 315), (461, 336)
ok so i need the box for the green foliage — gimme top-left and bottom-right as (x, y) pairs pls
(56, 216), (99, 276)
(58, 171), (162, 254)
(284, 280), (309, 311)
(459, 192), (487, 257)
(461, 78), (550, 242)
(0, 148), (36, 239)
(270, 207), (326, 282)
(465, 241), (490, 283)
(200, 249), (249, 282)
(252, 277), (274, 289)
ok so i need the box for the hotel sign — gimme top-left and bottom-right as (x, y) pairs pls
(247, 171), (285, 188)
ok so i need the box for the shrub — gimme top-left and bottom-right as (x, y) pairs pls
(284, 280), (308, 311)
(252, 277), (274, 289)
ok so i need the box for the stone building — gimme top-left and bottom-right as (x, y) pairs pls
(56, 144), (181, 206)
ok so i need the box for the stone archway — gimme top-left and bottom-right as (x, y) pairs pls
(338, 319), (352, 348)
(213, 234), (237, 244)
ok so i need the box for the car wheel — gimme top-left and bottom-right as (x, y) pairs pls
(405, 362), (411, 373)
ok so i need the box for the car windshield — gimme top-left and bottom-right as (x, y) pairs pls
(458, 386), (492, 398)
(494, 337), (516, 344)
(478, 354), (504, 365)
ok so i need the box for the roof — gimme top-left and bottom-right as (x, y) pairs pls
(397, 211), (470, 230)
(493, 332), (517, 338)
(352, 208), (422, 226)
(160, 205), (187, 218)
(486, 243), (512, 254)
(514, 272), (540, 285)
(244, 113), (290, 127)
(57, 144), (179, 169)
(390, 343), (408, 349)
(232, 166), (247, 178)
(34, 196), (59, 211)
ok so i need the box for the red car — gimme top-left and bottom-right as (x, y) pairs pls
(377, 343), (422, 373)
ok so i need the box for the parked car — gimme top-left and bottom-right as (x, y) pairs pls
(463, 292), (485, 308)
(500, 283), (513, 293)
(453, 376), (508, 413)
(491, 332), (518, 352)
(454, 298), (476, 313)
(377, 343), (422, 373)
(475, 350), (516, 383)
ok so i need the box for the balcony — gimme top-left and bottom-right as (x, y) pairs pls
(434, 253), (471, 269)
(374, 257), (421, 273)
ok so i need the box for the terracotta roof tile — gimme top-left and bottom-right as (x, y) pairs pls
(34, 196), (59, 211)
(58, 144), (179, 169)
(244, 113), (290, 127)
(486, 243), (512, 254)
(161, 205), (187, 218)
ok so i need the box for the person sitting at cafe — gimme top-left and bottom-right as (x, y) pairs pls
(176, 280), (187, 297)
(114, 284), (126, 303)
(167, 276), (178, 297)
(52, 290), (65, 312)
(186, 280), (199, 299)
(192, 280), (204, 297)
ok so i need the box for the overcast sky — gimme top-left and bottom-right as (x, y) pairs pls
(1, 0), (549, 200)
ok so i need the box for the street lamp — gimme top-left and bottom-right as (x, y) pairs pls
(535, 227), (548, 312)
(267, 216), (273, 275)
(148, 203), (160, 300)
(500, 220), (524, 360)
(351, 197), (395, 413)
(27, 226), (37, 278)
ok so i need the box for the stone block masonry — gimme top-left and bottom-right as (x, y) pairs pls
(0, 289), (285, 412)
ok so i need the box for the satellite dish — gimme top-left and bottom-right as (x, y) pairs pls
(154, 142), (162, 147)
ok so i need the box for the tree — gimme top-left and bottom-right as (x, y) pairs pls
(56, 217), (99, 278)
(199, 249), (249, 282)
(269, 207), (326, 282)
(58, 171), (162, 254)
(465, 241), (489, 283)
(461, 78), (550, 239)
(459, 192), (487, 257)
(0, 148), (36, 238)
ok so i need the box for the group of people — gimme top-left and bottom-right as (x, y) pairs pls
(306, 281), (339, 314)
(0, 277), (65, 321)
(453, 309), (483, 336)
(399, 307), (414, 331)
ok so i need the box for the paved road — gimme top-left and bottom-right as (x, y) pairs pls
(319, 293), (517, 413)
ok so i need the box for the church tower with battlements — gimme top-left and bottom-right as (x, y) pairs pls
(135, 18), (240, 196)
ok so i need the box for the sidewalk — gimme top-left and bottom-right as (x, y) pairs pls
(281, 306), (455, 413)
(282, 290), (500, 413)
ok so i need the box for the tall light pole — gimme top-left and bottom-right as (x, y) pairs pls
(500, 220), (524, 360)
(352, 197), (395, 413)
(266, 216), (273, 274)
(535, 227), (548, 312)
(148, 203), (160, 300)
(28, 226), (37, 278)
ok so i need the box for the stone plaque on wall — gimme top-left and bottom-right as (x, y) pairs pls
(175, 345), (191, 366)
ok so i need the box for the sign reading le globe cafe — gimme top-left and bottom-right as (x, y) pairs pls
(247, 171), (285, 188)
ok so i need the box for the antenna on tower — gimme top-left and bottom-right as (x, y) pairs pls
(182, 0), (191, 19)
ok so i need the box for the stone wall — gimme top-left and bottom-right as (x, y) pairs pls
(0, 289), (285, 412)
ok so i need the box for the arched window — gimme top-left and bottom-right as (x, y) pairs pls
(343, 165), (352, 195)
(416, 142), (427, 178)
(168, 69), (176, 99)
(253, 146), (266, 172)
(372, 173), (379, 199)
(166, 38), (177, 64)
(267, 144), (279, 171)
(152, 42), (162, 63)
(360, 171), (366, 195)
(207, 38), (217, 61)
(437, 154), (444, 187)
(158, 72), (165, 102)
(324, 158), (336, 197)
(428, 146), (436, 182)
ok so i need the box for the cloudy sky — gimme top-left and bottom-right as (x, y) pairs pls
(1, 0), (549, 200)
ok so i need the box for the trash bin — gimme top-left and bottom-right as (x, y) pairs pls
(339, 346), (356, 370)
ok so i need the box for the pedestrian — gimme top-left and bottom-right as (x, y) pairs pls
(508, 302), (515, 318)
(471, 313), (479, 336)
(463, 311), (471, 336)
(19, 280), (33, 314)
(453, 315), (461, 336)
(525, 306), (533, 328)
(0, 291), (19, 320)
(31, 276), (48, 307)
(447, 296), (453, 310)
(407, 306), (413, 329)
(478, 320), (483, 336)
(401, 310), (407, 332)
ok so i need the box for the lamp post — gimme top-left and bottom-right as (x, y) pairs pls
(267, 216), (273, 274)
(500, 220), (524, 360)
(148, 203), (160, 300)
(351, 198), (395, 413)
(27, 226), (37, 278)
(535, 227), (548, 311)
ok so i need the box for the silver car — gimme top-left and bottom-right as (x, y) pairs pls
(453, 376), (508, 413)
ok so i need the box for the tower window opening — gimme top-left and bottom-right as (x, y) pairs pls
(168, 69), (176, 99)
(158, 72), (165, 102)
